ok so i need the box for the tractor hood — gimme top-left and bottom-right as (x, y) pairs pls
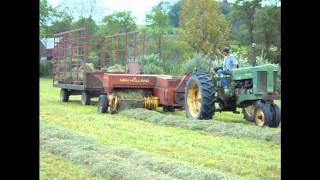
(232, 64), (278, 81)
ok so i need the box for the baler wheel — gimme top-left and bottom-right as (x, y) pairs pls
(60, 89), (69, 102)
(110, 96), (120, 114)
(185, 73), (216, 120)
(98, 94), (108, 113)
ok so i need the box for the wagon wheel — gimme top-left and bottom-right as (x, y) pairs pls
(81, 91), (91, 105)
(60, 89), (69, 102)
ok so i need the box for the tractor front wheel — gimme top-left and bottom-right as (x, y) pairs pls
(98, 94), (108, 113)
(254, 103), (272, 127)
(185, 73), (215, 120)
(269, 104), (281, 127)
(254, 103), (281, 128)
(81, 91), (91, 105)
(243, 101), (259, 122)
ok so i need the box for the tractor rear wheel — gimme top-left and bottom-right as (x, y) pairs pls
(98, 94), (108, 113)
(81, 91), (91, 105)
(185, 73), (215, 120)
(60, 89), (69, 102)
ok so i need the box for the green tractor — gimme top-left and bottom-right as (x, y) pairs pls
(184, 64), (281, 128)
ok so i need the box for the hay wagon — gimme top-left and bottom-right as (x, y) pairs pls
(53, 28), (188, 111)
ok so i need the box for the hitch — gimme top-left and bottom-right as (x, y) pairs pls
(233, 110), (240, 114)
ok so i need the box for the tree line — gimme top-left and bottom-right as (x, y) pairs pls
(40, 0), (281, 71)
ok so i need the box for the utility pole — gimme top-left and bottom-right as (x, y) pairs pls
(252, 43), (256, 66)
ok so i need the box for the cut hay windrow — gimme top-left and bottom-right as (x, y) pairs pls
(119, 108), (281, 145)
(40, 122), (238, 180)
(40, 151), (96, 179)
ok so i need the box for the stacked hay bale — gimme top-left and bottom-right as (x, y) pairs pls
(101, 64), (126, 73)
(54, 58), (96, 84)
(55, 59), (72, 83)
(71, 63), (95, 82)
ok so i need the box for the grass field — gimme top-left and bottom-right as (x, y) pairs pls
(40, 77), (281, 179)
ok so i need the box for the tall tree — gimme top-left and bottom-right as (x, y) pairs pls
(254, 5), (281, 63)
(73, 16), (97, 35)
(48, 15), (73, 35)
(101, 11), (137, 35)
(254, 6), (280, 49)
(146, 5), (171, 60)
(219, 0), (231, 15)
(233, 0), (262, 43)
(168, 0), (183, 27)
(40, 0), (57, 38)
(180, 0), (230, 55)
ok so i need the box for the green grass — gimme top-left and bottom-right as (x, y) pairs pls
(40, 77), (280, 179)
(160, 101), (281, 125)
(120, 108), (280, 144)
(41, 123), (235, 179)
(40, 151), (98, 180)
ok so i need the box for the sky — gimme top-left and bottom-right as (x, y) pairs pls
(47, 0), (280, 25)
(47, 0), (178, 24)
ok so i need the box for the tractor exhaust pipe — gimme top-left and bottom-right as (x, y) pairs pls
(252, 43), (256, 66)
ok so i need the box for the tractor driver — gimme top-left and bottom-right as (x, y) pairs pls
(216, 47), (239, 87)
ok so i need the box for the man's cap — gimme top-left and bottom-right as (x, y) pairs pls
(223, 47), (229, 52)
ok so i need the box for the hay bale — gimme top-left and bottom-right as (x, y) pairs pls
(115, 89), (152, 111)
(106, 64), (126, 72)
(83, 63), (95, 72)
(69, 63), (95, 82)
(119, 99), (145, 111)
(116, 89), (147, 99)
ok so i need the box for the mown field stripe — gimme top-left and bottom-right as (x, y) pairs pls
(119, 108), (280, 144)
(40, 111), (280, 180)
(40, 122), (237, 180)
(40, 78), (280, 179)
(40, 151), (100, 180)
